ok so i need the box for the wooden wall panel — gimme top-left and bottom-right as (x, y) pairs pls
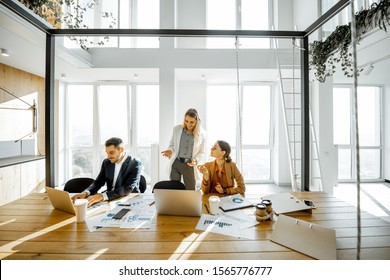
(20, 159), (45, 196)
(0, 165), (20, 206)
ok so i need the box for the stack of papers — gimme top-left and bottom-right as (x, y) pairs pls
(85, 196), (156, 232)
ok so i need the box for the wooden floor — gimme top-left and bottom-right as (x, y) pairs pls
(0, 185), (389, 260)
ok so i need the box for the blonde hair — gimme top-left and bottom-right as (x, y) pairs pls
(181, 108), (202, 139)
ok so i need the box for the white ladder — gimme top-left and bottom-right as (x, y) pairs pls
(274, 39), (323, 191)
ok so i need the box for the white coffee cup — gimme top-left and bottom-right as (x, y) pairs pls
(208, 196), (220, 215)
(74, 199), (88, 223)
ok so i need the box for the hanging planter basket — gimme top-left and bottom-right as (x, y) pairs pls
(309, 0), (390, 83)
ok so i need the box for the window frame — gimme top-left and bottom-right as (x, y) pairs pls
(63, 81), (159, 183)
(205, 81), (275, 183)
(333, 84), (383, 182)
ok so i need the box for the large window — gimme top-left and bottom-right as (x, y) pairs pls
(333, 86), (382, 181)
(64, 0), (160, 48)
(64, 83), (159, 183)
(207, 0), (271, 49)
(66, 85), (94, 178)
(206, 84), (273, 182)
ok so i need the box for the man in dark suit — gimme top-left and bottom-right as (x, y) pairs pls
(72, 137), (142, 206)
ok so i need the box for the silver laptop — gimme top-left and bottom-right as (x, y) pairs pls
(154, 189), (202, 217)
(45, 187), (105, 215)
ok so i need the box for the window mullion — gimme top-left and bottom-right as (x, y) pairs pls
(236, 0), (241, 30)
(93, 84), (100, 178)
(64, 83), (70, 181)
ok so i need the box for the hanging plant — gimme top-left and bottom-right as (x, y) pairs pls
(309, 0), (390, 83)
(18, 0), (116, 50)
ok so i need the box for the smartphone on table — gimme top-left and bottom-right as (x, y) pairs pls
(303, 199), (316, 208)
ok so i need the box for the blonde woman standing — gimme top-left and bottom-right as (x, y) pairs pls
(161, 108), (206, 190)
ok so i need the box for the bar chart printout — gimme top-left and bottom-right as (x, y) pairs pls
(196, 214), (240, 237)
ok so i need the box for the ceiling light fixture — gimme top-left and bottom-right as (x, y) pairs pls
(61, 73), (66, 80)
(134, 74), (139, 80)
(364, 64), (374, 76)
(1, 48), (10, 57)
(201, 74), (206, 80)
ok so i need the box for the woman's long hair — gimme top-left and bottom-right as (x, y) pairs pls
(182, 108), (203, 140)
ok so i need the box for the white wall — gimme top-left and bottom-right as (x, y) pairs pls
(175, 0), (206, 48)
(311, 79), (338, 194)
(273, 83), (292, 186)
(176, 81), (207, 126)
(293, 0), (319, 30)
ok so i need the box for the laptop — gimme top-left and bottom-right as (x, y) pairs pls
(153, 189), (202, 217)
(45, 187), (105, 215)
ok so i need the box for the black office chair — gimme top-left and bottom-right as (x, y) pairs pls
(139, 175), (147, 193)
(65, 176), (146, 193)
(63, 177), (94, 193)
(152, 180), (186, 193)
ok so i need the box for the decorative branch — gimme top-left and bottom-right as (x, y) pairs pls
(18, 0), (116, 50)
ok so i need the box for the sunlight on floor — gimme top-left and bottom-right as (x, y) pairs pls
(333, 183), (390, 222)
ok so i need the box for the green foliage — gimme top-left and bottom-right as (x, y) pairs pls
(309, 0), (390, 83)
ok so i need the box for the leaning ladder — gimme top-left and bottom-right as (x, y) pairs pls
(273, 38), (323, 191)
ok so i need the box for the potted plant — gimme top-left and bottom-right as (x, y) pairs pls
(309, 0), (390, 83)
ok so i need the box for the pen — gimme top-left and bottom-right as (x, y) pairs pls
(117, 204), (132, 206)
(149, 201), (155, 206)
(204, 204), (210, 214)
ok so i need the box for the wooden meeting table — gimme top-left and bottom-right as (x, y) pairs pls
(0, 190), (389, 260)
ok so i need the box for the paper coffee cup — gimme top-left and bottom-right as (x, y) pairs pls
(255, 203), (267, 217)
(208, 196), (220, 215)
(74, 199), (88, 223)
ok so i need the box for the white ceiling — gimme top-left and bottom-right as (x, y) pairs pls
(1, 4), (389, 85)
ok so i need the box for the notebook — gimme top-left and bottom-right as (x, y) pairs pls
(219, 194), (254, 212)
(153, 189), (202, 217)
(45, 187), (105, 215)
(261, 193), (312, 214)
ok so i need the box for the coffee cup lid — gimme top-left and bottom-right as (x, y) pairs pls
(255, 203), (266, 209)
(74, 198), (88, 206)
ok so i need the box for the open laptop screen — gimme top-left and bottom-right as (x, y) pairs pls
(154, 189), (202, 217)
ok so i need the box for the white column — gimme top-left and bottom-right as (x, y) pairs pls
(312, 79), (338, 195)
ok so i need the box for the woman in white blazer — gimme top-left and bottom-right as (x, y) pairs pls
(161, 108), (206, 190)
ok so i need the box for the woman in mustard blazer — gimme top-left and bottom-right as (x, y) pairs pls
(198, 140), (245, 195)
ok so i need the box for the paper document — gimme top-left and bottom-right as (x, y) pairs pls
(120, 212), (155, 229)
(85, 196), (156, 231)
(95, 206), (132, 227)
(196, 214), (241, 237)
(261, 193), (311, 214)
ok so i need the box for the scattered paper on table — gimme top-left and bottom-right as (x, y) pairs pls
(196, 214), (241, 238)
(120, 212), (155, 229)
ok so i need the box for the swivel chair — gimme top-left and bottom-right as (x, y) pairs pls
(152, 180), (186, 193)
(63, 177), (94, 193)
